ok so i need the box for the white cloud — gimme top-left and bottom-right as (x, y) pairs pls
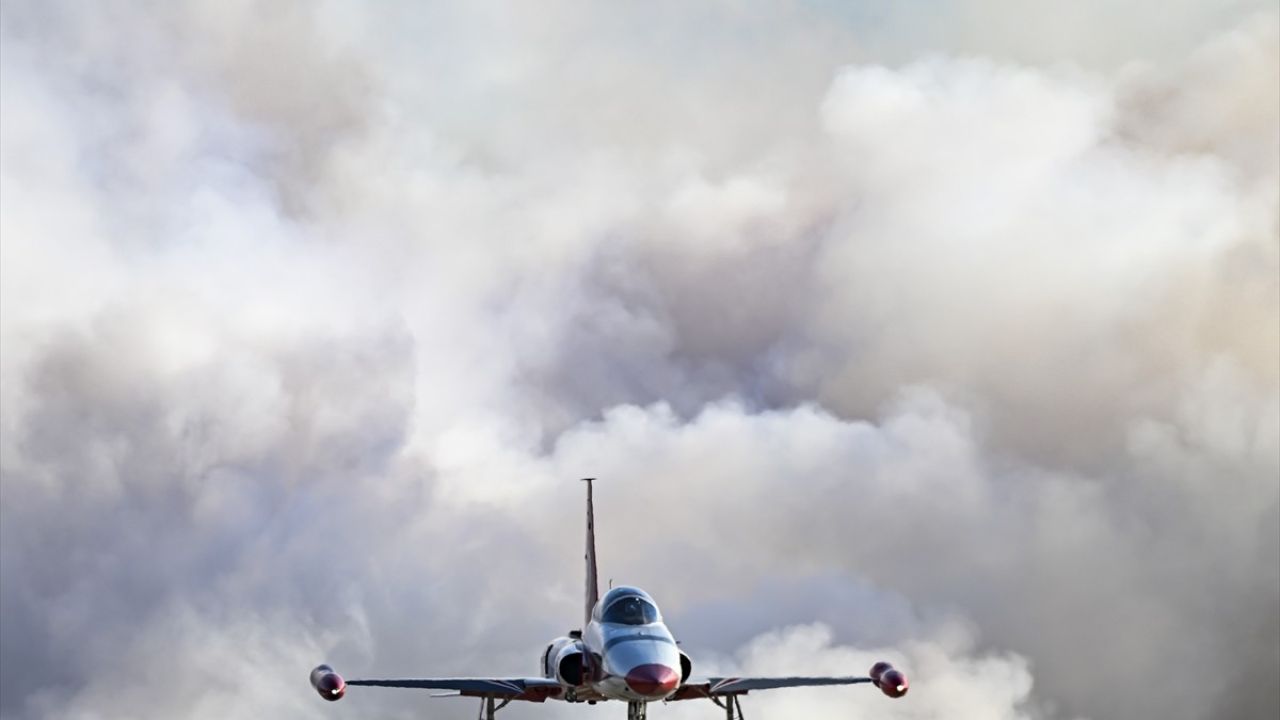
(1, 2), (1275, 720)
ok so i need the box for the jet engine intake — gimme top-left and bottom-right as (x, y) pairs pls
(869, 661), (909, 698)
(678, 651), (693, 684)
(310, 664), (346, 701)
(555, 647), (585, 686)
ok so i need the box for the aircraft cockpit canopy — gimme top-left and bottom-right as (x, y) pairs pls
(598, 586), (661, 625)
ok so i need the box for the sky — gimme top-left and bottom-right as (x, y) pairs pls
(0, 2), (1277, 719)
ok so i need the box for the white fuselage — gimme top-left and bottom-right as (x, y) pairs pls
(541, 586), (684, 704)
(583, 610), (682, 701)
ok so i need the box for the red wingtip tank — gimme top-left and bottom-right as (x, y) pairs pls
(869, 660), (909, 698)
(310, 664), (346, 701)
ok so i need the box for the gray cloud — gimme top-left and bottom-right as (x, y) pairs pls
(1, 2), (1276, 720)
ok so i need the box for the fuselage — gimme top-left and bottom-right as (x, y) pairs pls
(542, 586), (684, 703)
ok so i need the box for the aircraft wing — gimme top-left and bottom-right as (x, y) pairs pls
(311, 666), (564, 703)
(668, 675), (874, 699)
(347, 677), (563, 701)
(669, 659), (908, 700)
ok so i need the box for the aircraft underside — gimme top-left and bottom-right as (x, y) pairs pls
(467, 691), (754, 720)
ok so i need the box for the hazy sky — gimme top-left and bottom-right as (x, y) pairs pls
(1, 2), (1277, 719)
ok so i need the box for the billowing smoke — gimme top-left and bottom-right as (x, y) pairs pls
(1, 2), (1276, 720)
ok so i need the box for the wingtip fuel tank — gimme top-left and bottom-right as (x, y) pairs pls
(869, 661), (909, 698)
(310, 664), (346, 701)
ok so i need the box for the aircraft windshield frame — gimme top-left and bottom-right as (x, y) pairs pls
(601, 595), (660, 625)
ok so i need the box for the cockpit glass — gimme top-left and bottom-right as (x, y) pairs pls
(602, 595), (659, 625)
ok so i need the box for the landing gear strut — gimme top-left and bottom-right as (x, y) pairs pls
(626, 701), (648, 720)
(477, 695), (512, 720)
(710, 694), (746, 719)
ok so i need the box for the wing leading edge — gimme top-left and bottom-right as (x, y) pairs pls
(310, 666), (563, 703)
(669, 675), (872, 700)
(347, 677), (561, 695)
(670, 661), (908, 700)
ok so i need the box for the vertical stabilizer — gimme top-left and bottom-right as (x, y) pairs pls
(583, 478), (599, 626)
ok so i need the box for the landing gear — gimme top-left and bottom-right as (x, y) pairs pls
(476, 696), (512, 720)
(710, 694), (746, 719)
(626, 701), (648, 720)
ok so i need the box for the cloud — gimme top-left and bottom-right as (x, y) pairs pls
(1, 2), (1276, 720)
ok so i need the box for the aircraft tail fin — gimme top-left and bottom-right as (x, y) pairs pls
(583, 478), (599, 626)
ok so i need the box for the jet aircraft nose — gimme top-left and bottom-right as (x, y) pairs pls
(625, 664), (679, 697)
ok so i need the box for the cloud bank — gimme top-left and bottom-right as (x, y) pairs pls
(1, 2), (1276, 719)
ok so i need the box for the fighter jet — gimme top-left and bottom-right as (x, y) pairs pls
(310, 479), (909, 719)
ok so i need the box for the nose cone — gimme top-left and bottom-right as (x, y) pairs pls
(625, 664), (679, 697)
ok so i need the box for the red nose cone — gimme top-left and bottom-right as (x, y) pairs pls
(625, 664), (679, 697)
(879, 669), (909, 698)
